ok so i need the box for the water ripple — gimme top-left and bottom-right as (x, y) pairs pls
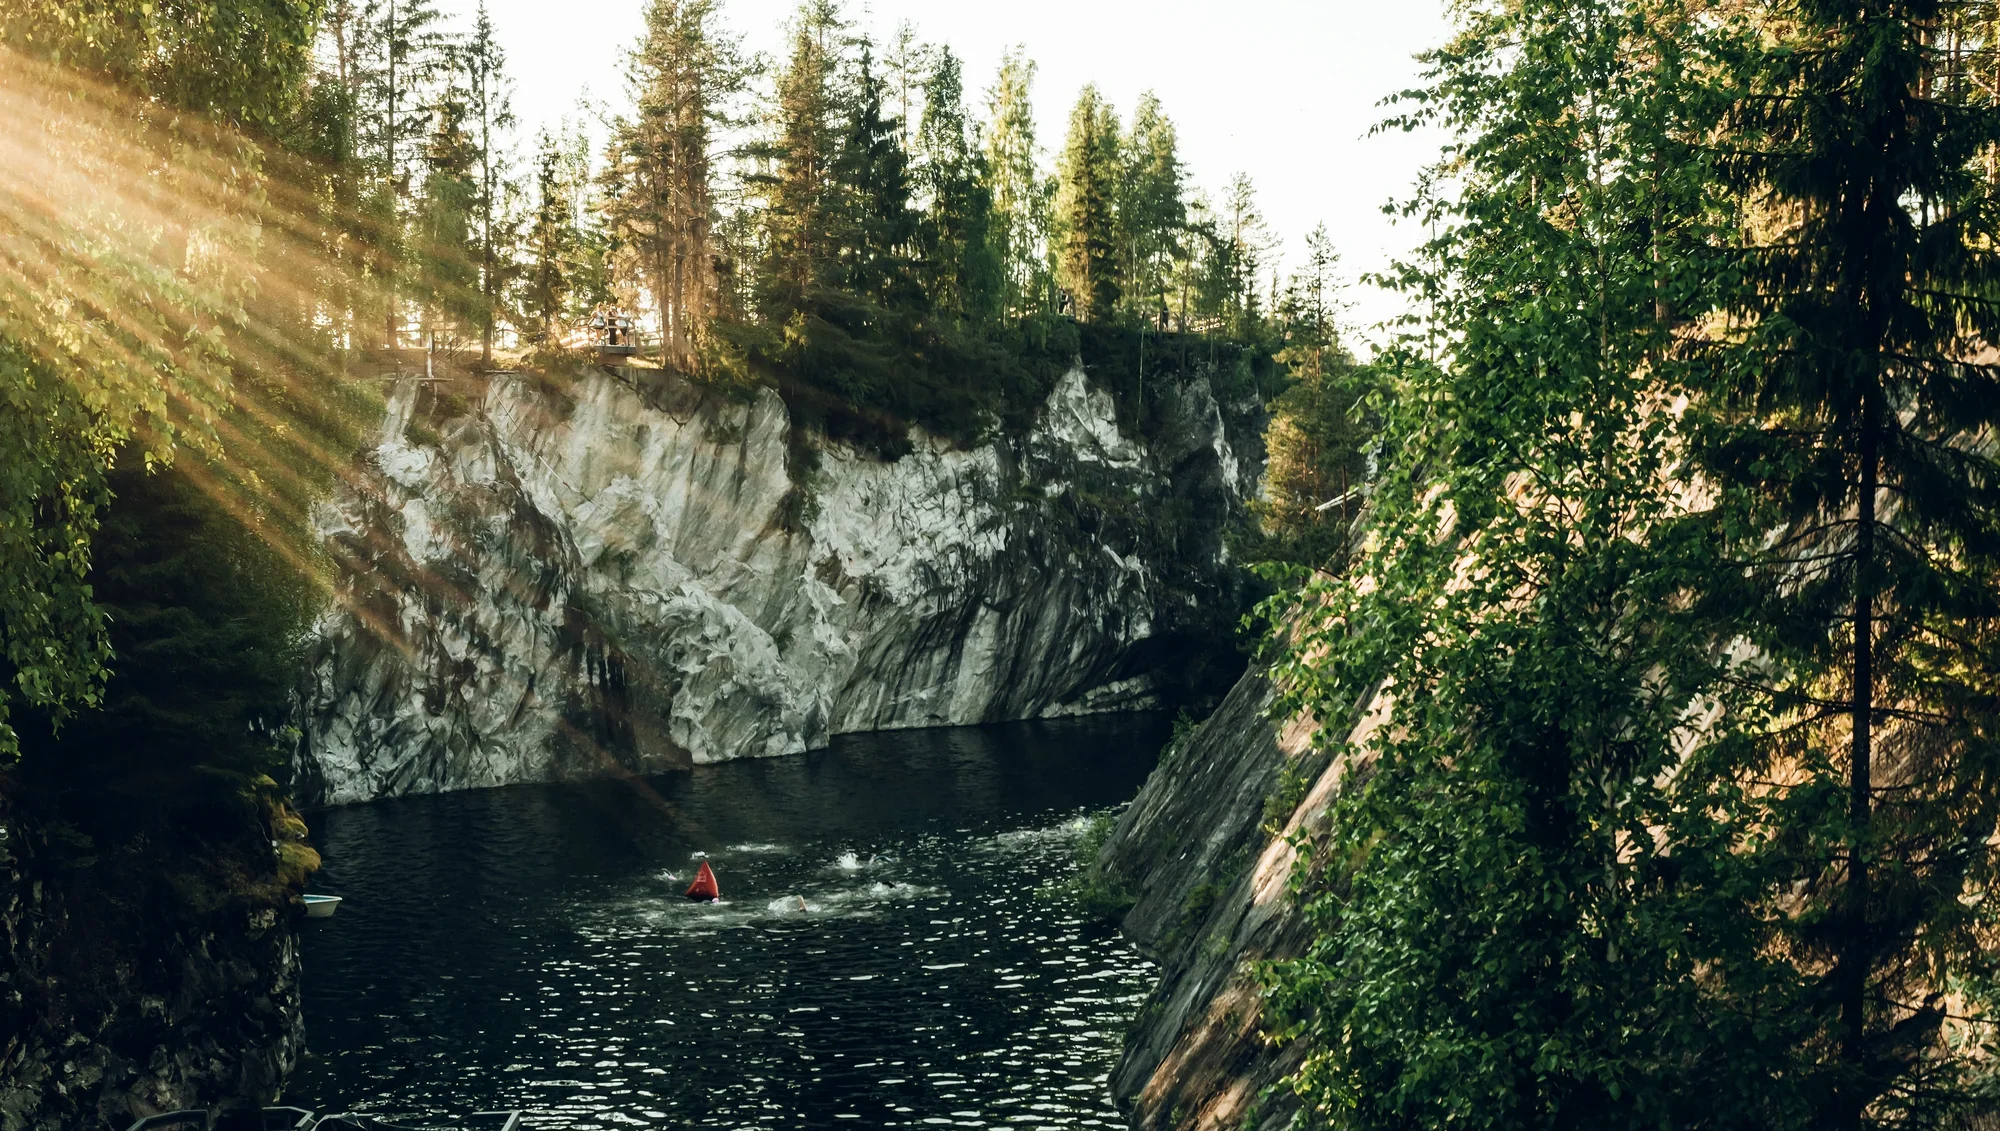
(288, 714), (1168, 1129)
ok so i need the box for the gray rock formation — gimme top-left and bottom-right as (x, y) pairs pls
(1098, 664), (1361, 1131)
(0, 816), (303, 1131)
(295, 362), (1258, 804)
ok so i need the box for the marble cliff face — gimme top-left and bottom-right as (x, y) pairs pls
(294, 363), (1260, 804)
(1098, 665), (1381, 1131)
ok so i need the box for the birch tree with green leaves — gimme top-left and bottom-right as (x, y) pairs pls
(1264, 0), (2000, 1127)
(1260, 1), (1816, 1126)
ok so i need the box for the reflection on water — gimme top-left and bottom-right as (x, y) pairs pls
(286, 714), (1170, 1129)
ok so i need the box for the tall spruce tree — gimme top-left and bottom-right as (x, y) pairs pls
(913, 45), (997, 323)
(356, 0), (451, 348)
(1256, 226), (1365, 569)
(462, 3), (514, 366)
(983, 49), (1049, 320)
(602, 0), (744, 370)
(756, 0), (847, 319)
(1204, 172), (1268, 336)
(829, 45), (918, 312)
(1054, 84), (1121, 323)
(1118, 92), (1186, 324)
(415, 66), (480, 350)
(883, 20), (926, 147)
(1693, 0), (2000, 1124)
(524, 130), (579, 346)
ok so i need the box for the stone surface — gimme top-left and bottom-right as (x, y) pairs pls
(0, 815), (303, 1131)
(295, 363), (1259, 805)
(1099, 665), (1370, 1131)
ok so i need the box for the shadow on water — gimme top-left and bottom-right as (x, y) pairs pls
(287, 713), (1170, 1130)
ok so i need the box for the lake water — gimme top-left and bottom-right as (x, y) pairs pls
(285, 714), (1170, 1130)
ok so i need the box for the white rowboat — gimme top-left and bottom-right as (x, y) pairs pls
(303, 894), (343, 918)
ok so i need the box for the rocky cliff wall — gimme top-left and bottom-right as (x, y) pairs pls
(0, 811), (303, 1131)
(295, 362), (1259, 804)
(1098, 664), (1370, 1131)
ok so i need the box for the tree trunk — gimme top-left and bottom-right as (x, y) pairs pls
(1839, 413), (1878, 1131)
(384, 0), (399, 352)
(479, 68), (494, 369)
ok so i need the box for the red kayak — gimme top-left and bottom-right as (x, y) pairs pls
(685, 859), (720, 902)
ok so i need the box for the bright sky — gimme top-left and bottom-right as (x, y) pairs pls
(445, 0), (1454, 346)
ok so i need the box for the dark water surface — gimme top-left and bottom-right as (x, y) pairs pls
(287, 714), (1170, 1130)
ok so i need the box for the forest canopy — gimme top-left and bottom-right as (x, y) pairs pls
(1259, 1), (2000, 1129)
(0, 0), (1362, 766)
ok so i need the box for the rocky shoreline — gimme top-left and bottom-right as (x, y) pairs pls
(1097, 664), (1356, 1131)
(0, 810), (303, 1131)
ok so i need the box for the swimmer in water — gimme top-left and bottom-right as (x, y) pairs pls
(794, 895), (808, 912)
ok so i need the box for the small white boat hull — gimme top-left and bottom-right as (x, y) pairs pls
(303, 894), (343, 918)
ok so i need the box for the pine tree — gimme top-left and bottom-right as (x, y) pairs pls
(1209, 173), (1268, 335)
(883, 20), (927, 148)
(982, 49), (1049, 320)
(462, 3), (515, 366)
(524, 131), (579, 346)
(355, 0), (451, 348)
(415, 66), (480, 351)
(1282, 224), (1341, 351)
(829, 44), (918, 311)
(913, 45), (998, 323)
(600, 0), (743, 370)
(1695, 1), (2000, 1123)
(1053, 84), (1120, 323)
(1117, 92), (1186, 324)
(290, 4), (372, 356)
(1256, 226), (1365, 568)
(756, 0), (848, 319)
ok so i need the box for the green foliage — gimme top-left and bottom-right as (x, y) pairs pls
(1246, 250), (1377, 572)
(522, 121), (610, 345)
(1117, 93), (1187, 324)
(16, 455), (312, 805)
(914, 46), (1001, 325)
(415, 70), (482, 346)
(0, 340), (114, 760)
(1184, 174), (1270, 339)
(1066, 811), (1136, 924)
(600, 0), (743, 370)
(1260, 2), (2000, 1130)
(0, 8), (353, 985)
(1158, 706), (1204, 768)
(0, 15), (311, 756)
(460, 4), (517, 364)
(984, 49), (1051, 322)
(4, 445), (324, 977)
(1054, 85), (1122, 323)
(524, 131), (581, 344)
(1257, 2), (1817, 1127)
(1260, 754), (1316, 838)
(0, 0), (322, 132)
(1691, 1), (2000, 1122)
